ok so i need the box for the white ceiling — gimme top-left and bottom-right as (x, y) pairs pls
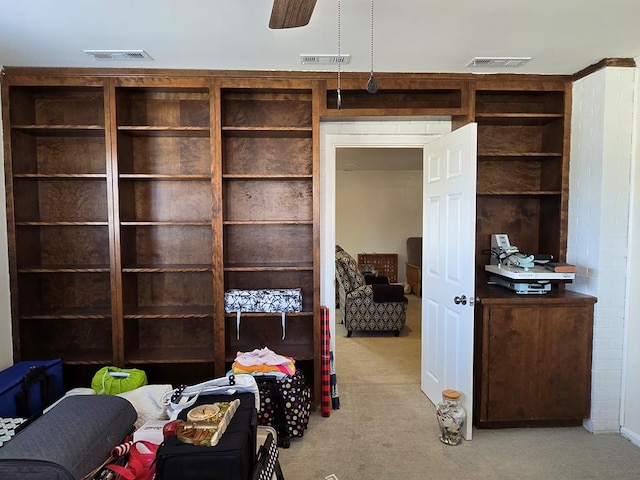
(1, 0), (639, 75)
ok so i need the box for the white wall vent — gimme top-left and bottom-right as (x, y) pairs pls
(467, 57), (532, 67)
(300, 54), (351, 65)
(84, 50), (154, 61)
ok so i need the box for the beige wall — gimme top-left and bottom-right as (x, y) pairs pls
(0, 82), (13, 369)
(336, 169), (423, 283)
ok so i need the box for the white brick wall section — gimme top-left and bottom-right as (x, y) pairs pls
(570, 67), (635, 433)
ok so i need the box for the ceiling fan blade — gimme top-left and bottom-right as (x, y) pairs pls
(269, 0), (317, 29)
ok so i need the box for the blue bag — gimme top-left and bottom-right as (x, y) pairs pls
(0, 359), (64, 418)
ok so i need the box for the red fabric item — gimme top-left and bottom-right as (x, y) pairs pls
(321, 306), (330, 357)
(321, 354), (331, 417)
(321, 306), (332, 417)
(107, 441), (158, 480)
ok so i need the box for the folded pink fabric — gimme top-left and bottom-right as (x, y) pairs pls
(232, 361), (295, 376)
(232, 347), (296, 376)
(235, 347), (292, 366)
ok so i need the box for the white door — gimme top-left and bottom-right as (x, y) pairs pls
(421, 123), (477, 440)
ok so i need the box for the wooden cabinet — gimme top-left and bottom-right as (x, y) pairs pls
(470, 83), (598, 427)
(474, 287), (596, 427)
(216, 80), (319, 397)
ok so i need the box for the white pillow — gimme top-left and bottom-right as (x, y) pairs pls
(118, 384), (172, 429)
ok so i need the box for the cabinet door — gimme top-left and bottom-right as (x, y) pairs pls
(484, 304), (593, 423)
(485, 307), (540, 421)
(537, 306), (593, 420)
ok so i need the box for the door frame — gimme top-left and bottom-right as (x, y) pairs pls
(321, 124), (448, 355)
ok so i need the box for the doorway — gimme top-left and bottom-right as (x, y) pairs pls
(335, 147), (423, 284)
(320, 119), (452, 355)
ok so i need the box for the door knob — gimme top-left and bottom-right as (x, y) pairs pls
(454, 295), (467, 305)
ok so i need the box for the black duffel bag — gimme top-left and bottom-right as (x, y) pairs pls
(155, 392), (257, 480)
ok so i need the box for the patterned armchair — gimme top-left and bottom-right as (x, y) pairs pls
(335, 246), (407, 337)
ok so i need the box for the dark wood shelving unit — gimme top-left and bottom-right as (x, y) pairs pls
(5, 83), (112, 386)
(1, 76), (321, 393)
(114, 85), (216, 383)
(217, 80), (320, 401)
(3, 69), (593, 412)
(474, 87), (568, 281)
(472, 84), (596, 427)
(323, 80), (470, 116)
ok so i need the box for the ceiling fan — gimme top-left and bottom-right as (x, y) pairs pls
(269, 0), (318, 29)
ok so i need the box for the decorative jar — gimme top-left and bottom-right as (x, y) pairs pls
(436, 389), (466, 446)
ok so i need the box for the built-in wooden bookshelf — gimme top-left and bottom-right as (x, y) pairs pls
(2, 74), (322, 397)
(471, 83), (596, 427)
(114, 85), (217, 383)
(6, 84), (113, 378)
(2, 69), (592, 413)
(216, 80), (319, 394)
(473, 88), (568, 282)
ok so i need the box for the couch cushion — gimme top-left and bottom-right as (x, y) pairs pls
(371, 284), (407, 303)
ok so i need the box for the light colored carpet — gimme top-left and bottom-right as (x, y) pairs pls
(278, 294), (640, 480)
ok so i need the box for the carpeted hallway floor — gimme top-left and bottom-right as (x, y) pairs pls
(278, 294), (640, 480)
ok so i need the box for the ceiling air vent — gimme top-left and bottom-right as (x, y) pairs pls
(84, 50), (154, 61)
(300, 54), (351, 65)
(467, 57), (531, 68)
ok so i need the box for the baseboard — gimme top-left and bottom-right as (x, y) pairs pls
(620, 426), (640, 448)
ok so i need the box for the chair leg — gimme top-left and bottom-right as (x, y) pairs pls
(346, 330), (352, 338)
(394, 329), (400, 337)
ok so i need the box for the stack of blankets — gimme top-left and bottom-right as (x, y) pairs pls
(232, 347), (295, 378)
